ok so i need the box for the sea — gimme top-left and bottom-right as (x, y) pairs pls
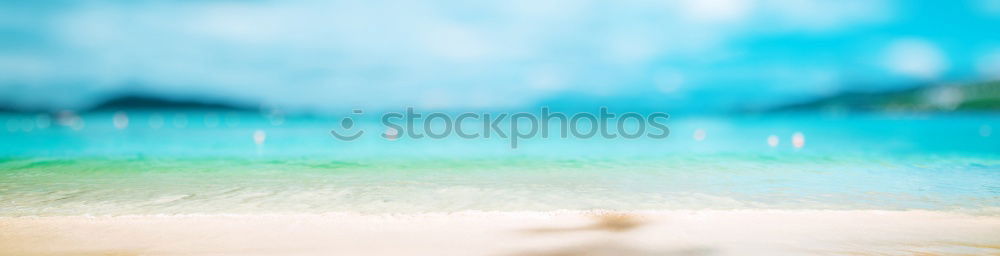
(1, 111), (997, 216)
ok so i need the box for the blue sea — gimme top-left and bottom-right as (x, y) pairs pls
(1, 111), (998, 216)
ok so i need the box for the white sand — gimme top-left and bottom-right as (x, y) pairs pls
(1, 210), (998, 256)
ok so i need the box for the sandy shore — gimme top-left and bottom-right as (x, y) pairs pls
(1, 210), (998, 256)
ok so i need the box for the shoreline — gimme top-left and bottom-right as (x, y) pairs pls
(3, 210), (998, 255)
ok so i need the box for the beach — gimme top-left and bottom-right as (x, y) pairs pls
(3, 0), (1000, 254)
(1, 115), (997, 255)
(2, 210), (998, 256)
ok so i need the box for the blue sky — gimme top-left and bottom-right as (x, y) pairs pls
(1, 0), (999, 113)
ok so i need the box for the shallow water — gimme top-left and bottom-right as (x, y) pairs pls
(0, 112), (998, 215)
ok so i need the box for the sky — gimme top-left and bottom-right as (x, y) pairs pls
(1, 0), (999, 113)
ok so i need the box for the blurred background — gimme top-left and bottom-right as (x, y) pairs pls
(1, 0), (998, 113)
(0, 0), (998, 215)
(0, 0), (998, 157)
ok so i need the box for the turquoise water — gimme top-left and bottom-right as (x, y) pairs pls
(0, 112), (998, 215)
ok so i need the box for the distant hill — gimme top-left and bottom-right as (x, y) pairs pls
(766, 81), (1000, 113)
(87, 95), (254, 112)
(0, 105), (19, 113)
(1, 95), (255, 113)
(0, 104), (50, 113)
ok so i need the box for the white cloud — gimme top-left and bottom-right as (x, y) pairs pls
(0, 55), (50, 83)
(762, 0), (894, 31)
(420, 24), (492, 61)
(604, 31), (660, 64)
(980, 0), (1000, 16)
(652, 70), (686, 94)
(677, 0), (755, 24)
(883, 39), (948, 79)
(0, 0), (907, 111)
(525, 66), (569, 92)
